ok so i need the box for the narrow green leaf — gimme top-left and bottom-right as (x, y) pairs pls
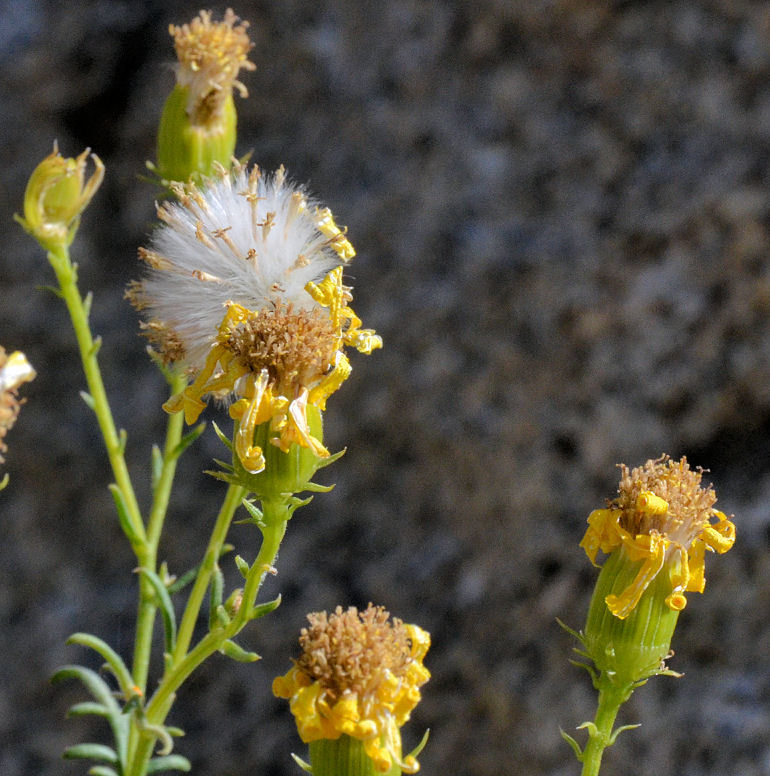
(52, 666), (120, 712)
(89, 336), (102, 358)
(560, 728), (584, 761)
(204, 469), (238, 485)
(66, 633), (134, 697)
(285, 496), (313, 520)
(234, 555), (250, 579)
(170, 422), (206, 459)
(146, 754), (192, 773)
(315, 447), (346, 469)
(63, 743), (118, 763)
(220, 639), (260, 663)
(136, 568), (177, 654)
(208, 564), (224, 631)
(67, 702), (109, 718)
(290, 753), (313, 773)
(303, 481), (335, 493)
(138, 721), (174, 756)
(88, 766), (119, 776)
(108, 484), (145, 548)
(238, 499), (264, 527)
(608, 723), (641, 746)
(117, 428), (127, 455)
(83, 291), (93, 320)
(214, 604), (230, 628)
(249, 594), (281, 621)
(38, 284), (64, 299)
(406, 728), (430, 761)
(211, 421), (233, 450)
(212, 458), (234, 473)
(151, 444), (163, 493)
(79, 391), (96, 411)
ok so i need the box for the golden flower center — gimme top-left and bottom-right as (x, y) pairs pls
(223, 303), (337, 395)
(296, 605), (413, 702)
(614, 456), (717, 549)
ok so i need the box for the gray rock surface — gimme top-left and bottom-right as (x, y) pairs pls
(1, 1), (769, 774)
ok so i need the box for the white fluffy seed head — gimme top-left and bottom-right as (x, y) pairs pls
(135, 165), (347, 369)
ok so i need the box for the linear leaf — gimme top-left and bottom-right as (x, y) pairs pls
(170, 422), (206, 459)
(208, 565), (225, 631)
(52, 665), (120, 713)
(88, 767), (119, 776)
(63, 743), (118, 763)
(240, 499), (264, 524)
(108, 484), (145, 548)
(67, 702), (110, 719)
(249, 594), (281, 621)
(136, 568), (176, 654)
(146, 754), (192, 773)
(220, 639), (260, 663)
(234, 555), (250, 579)
(151, 444), (163, 493)
(79, 391), (96, 411)
(66, 633), (134, 696)
(211, 421), (233, 450)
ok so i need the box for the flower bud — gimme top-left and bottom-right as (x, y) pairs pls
(16, 144), (103, 251)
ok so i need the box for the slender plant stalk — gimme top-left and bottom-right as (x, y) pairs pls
(47, 244), (145, 541)
(172, 482), (246, 663)
(131, 370), (187, 693)
(125, 499), (289, 776)
(580, 684), (626, 776)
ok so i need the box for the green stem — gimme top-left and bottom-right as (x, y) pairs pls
(172, 482), (246, 664)
(131, 370), (188, 694)
(47, 244), (145, 543)
(125, 500), (289, 776)
(580, 683), (627, 776)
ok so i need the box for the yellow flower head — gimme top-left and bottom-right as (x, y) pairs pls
(16, 143), (103, 251)
(0, 348), (36, 463)
(580, 455), (735, 619)
(169, 8), (255, 126)
(128, 162), (381, 474)
(273, 605), (430, 774)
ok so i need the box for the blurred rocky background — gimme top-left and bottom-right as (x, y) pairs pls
(2, 0), (770, 774)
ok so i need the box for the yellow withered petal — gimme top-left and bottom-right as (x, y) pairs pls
(581, 456), (736, 618)
(274, 606), (429, 773)
(605, 534), (666, 619)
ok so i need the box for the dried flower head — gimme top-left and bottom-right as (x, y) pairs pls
(0, 348), (36, 463)
(170, 8), (255, 126)
(273, 605), (430, 773)
(580, 455), (735, 618)
(129, 162), (381, 473)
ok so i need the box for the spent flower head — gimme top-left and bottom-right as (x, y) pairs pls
(580, 455), (735, 619)
(128, 161), (381, 475)
(273, 605), (430, 774)
(16, 143), (103, 251)
(170, 8), (254, 126)
(156, 9), (255, 182)
(0, 348), (36, 464)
